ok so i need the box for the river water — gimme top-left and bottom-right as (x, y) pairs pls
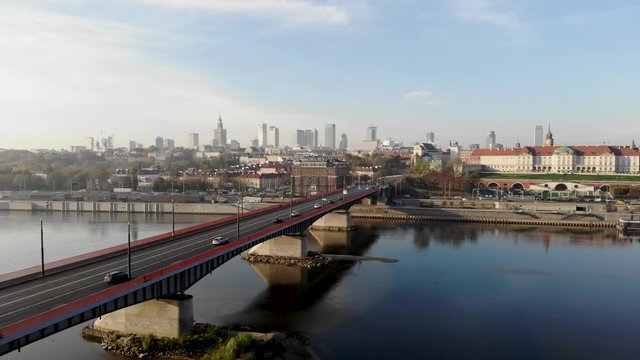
(3, 211), (640, 359)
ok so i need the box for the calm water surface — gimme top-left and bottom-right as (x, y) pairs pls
(3, 212), (640, 360)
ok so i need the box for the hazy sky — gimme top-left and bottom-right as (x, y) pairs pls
(1, 0), (639, 150)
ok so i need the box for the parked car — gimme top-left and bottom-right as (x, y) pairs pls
(313, 203), (322, 208)
(273, 218), (283, 224)
(104, 271), (128, 284)
(212, 236), (228, 245)
(291, 211), (300, 217)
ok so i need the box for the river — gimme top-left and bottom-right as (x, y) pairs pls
(2, 211), (640, 359)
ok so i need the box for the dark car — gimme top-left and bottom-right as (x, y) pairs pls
(273, 217), (283, 224)
(104, 271), (129, 284)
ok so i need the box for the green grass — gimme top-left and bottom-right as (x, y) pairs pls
(203, 333), (254, 360)
(479, 173), (640, 182)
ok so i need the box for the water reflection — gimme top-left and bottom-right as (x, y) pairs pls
(222, 226), (379, 330)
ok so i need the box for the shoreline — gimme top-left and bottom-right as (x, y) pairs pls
(81, 323), (318, 360)
(349, 204), (626, 228)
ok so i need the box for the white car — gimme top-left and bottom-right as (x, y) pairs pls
(313, 203), (322, 208)
(212, 236), (228, 245)
(291, 211), (300, 217)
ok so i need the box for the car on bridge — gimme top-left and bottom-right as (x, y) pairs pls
(273, 217), (283, 224)
(291, 211), (300, 217)
(314, 203), (322, 208)
(103, 271), (129, 284)
(211, 236), (228, 245)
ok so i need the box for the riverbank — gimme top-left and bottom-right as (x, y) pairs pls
(349, 204), (625, 228)
(0, 200), (273, 215)
(82, 323), (316, 359)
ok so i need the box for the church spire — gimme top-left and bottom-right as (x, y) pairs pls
(543, 123), (554, 146)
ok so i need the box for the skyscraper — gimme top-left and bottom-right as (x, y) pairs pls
(155, 136), (164, 155)
(426, 132), (435, 144)
(367, 125), (377, 141)
(295, 129), (306, 147)
(213, 113), (227, 147)
(304, 129), (318, 149)
(188, 132), (199, 150)
(257, 123), (268, 148)
(486, 131), (496, 149)
(325, 124), (336, 150)
(164, 138), (175, 152)
(268, 126), (279, 148)
(339, 133), (348, 150)
(534, 125), (543, 146)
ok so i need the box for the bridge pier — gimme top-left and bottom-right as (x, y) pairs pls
(248, 235), (307, 258)
(91, 294), (193, 338)
(309, 210), (355, 231)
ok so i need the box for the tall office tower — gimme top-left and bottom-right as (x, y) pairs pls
(534, 125), (543, 146)
(155, 136), (164, 155)
(257, 123), (268, 147)
(426, 132), (435, 144)
(213, 114), (227, 147)
(268, 126), (279, 148)
(250, 138), (259, 148)
(325, 123), (336, 150)
(188, 132), (199, 150)
(339, 133), (348, 150)
(486, 131), (496, 149)
(129, 141), (136, 152)
(295, 129), (306, 147)
(105, 136), (114, 150)
(164, 139), (175, 152)
(304, 129), (318, 149)
(367, 125), (377, 141)
(86, 137), (95, 151)
(229, 139), (240, 149)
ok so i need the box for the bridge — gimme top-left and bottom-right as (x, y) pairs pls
(0, 187), (379, 356)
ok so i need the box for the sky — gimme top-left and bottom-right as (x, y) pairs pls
(1, 0), (639, 150)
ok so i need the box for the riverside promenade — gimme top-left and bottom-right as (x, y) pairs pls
(349, 199), (640, 228)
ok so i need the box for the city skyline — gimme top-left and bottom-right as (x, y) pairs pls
(1, 1), (639, 150)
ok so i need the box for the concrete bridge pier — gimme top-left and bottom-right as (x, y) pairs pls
(310, 210), (355, 231)
(91, 294), (193, 338)
(248, 235), (307, 258)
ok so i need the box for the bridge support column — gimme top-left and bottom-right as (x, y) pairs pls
(310, 210), (354, 231)
(248, 235), (307, 258)
(92, 294), (193, 338)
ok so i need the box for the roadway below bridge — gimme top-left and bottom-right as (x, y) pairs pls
(0, 188), (372, 336)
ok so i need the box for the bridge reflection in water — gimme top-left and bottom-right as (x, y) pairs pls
(233, 226), (379, 330)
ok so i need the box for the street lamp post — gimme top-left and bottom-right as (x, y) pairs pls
(127, 221), (132, 278)
(171, 198), (175, 239)
(237, 199), (240, 240)
(40, 218), (45, 276)
(289, 172), (293, 219)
